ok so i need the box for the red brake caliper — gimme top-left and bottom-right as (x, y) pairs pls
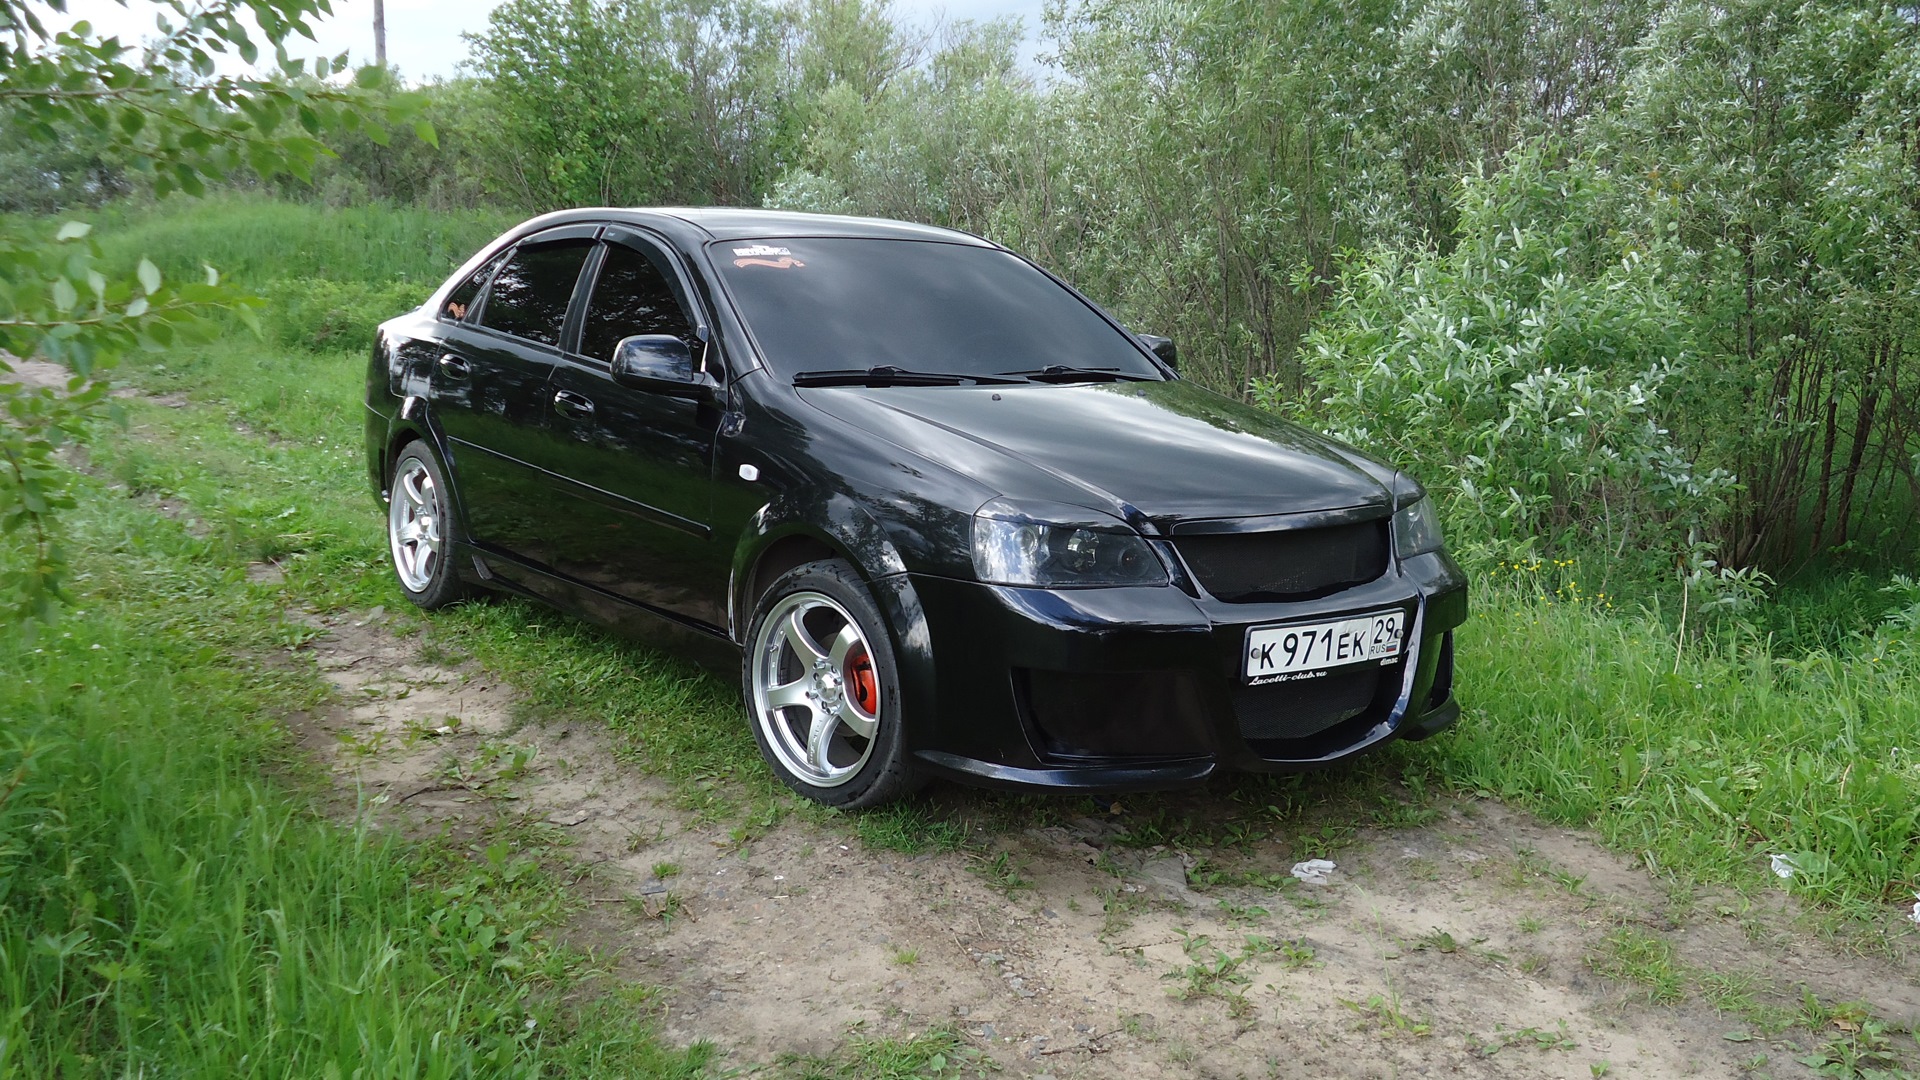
(848, 648), (878, 714)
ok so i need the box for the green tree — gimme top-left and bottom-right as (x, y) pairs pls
(660, 0), (803, 203)
(768, 16), (1039, 229)
(464, 0), (686, 207)
(1587, 0), (1920, 566)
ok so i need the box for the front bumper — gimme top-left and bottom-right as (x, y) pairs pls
(884, 550), (1467, 791)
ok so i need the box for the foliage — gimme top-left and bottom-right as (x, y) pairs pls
(34, 0), (1904, 579)
(768, 15), (1037, 228)
(463, 0), (687, 207)
(1584, 0), (1920, 568)
(266, 274), (430, 350)
(460, 0), (803, 209)
(760, 0), (1917, 575)
(0, 218), (238, 618)
(0, 0), (429, 619)
(1266, 144), (1732, 561)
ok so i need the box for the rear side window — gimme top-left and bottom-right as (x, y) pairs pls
(478, 239), (593, 347)
(579, 241), (694, 362)
(441, 252), (504, 322)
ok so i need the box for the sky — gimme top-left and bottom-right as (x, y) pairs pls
(56, 0), (1049, 82)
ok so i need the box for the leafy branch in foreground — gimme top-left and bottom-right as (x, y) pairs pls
(0, 219), (248, 617)
(0, 0), (434, 619)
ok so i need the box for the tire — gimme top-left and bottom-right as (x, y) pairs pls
(386, 442), (472, 610)
(742, 559), (922, 808)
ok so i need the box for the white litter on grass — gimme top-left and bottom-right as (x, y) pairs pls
(1768, 854), (1797, 879)
(1908, 896), (1920, 927)
(1290, 859), (1337, 885)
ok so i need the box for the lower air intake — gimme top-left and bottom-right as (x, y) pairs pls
(1232, 666), (1380, 741)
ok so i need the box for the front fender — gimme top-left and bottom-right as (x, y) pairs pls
(728, 493), (910, 633)
(728, 501), (941, 751)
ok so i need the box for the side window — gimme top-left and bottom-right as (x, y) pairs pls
(579, 241), (695, 363)
(477, 239), (594, 347)
(440, 252), (504, 322)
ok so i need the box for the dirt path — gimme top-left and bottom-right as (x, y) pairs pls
(20, 352), (1912, 1075)
(290, 606), (1919, 1080)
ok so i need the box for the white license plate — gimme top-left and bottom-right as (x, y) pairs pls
(1244, 610), (1404, 684)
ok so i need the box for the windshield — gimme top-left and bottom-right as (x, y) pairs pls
(712, 237), (1164, 381)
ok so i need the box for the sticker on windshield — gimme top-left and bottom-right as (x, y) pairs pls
(732, 244), (805, 269)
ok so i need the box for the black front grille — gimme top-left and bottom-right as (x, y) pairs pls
(1174, 520), (1389, 602)
(1232, 666), (1380, 741)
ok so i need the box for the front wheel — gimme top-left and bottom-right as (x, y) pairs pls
(386, 442), (471, 610)
(742, 559), (921, 808)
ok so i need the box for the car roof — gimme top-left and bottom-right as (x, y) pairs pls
(514, 207), (996, 247)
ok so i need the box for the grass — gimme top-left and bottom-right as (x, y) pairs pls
(1339, 991), (1432, 1037)
(1162, 930), (1278, 1016)
(6, 192), (1920, 1069)
(778, 1026), (989, 1079)
(1432, 562), (1920, 913)
(1587, 927), (1687, 1006)
(0, 413), (711, 1073)
(84, 192), (513, 290)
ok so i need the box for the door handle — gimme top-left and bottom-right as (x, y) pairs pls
(552, 390), (596, 419)
(437, 353), (471, 379)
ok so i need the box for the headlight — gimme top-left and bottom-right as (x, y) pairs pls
(1392, 494), (1445, 557)
(971, 499), (1167, 587)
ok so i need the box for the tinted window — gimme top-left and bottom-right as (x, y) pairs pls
(478, 239), (593, 347)
(580, 242), (694, 362)
(441, 252), (504, 322)
(713, 238), (1161, 379)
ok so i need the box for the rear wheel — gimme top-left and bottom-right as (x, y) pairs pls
(387, 442), (471, 610)
(743, 559), (920, 808)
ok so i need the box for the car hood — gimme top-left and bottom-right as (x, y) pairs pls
(796, 379), (1393, 529)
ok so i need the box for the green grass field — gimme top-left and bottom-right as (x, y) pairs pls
(3, 196), (1916, 1071)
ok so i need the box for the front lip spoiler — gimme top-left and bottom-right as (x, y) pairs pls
(912, 750), (1215, 792)
(1395, 696), (1460, 742)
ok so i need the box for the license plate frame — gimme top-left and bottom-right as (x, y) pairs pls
(1243, 609), (1405, 685)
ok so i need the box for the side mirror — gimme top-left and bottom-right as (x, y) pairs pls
(610, 335), (717, 399)
(1138, 333), (1177, 371)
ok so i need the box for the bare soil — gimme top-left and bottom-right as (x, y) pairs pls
(291, 606), (1919, 1080)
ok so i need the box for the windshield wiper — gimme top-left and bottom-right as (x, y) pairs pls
(997, 365), (1156, 384)
(792, 365), (1024, 388)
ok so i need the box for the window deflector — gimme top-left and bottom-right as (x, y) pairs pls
(469, 222), (602, 345)
(599, 225), (716, 378)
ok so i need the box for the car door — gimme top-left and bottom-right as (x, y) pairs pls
(542, 227), (728, 627)
(430, 225), (597, 565)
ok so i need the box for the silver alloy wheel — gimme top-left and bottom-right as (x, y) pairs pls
(388, 456), (443, 593)
(749, 590), (882, 788)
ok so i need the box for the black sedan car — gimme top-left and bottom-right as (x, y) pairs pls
(364, 208), (1467, 808)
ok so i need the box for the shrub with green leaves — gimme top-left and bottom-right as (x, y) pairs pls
(266, 276), (432, 352)
(1265, 145), (1731, 563)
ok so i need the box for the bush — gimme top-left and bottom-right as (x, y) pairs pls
(1266, 144), (1732, 564)
(265, 276), (432, 352)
